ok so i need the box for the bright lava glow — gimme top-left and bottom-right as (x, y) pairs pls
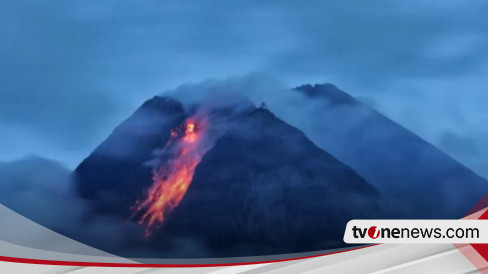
(131, 118), (206, 237)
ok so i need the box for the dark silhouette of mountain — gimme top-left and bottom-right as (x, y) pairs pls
(73, 95), (382, 256)
(294, 84), (487, 218)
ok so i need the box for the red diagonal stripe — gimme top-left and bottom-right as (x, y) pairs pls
(471, 209), (488, 262)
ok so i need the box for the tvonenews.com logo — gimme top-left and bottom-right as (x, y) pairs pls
(353, 225), (478, 240)
(344, 220), (488, 244)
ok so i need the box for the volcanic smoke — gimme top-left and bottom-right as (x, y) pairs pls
(131, 116), (208, 237)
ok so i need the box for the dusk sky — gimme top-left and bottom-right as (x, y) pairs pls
(1, 0), (487, 177)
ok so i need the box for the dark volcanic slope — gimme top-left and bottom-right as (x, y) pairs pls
(75, 96), (186, 216)
(74, 96), (382, 256)
(161, 108), (382, 256)
(294, 84), (487, 218)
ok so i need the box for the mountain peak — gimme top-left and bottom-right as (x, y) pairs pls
(73, 93), (382, 256)
(248, 106), (276, 119)
(294, 83), (358, 105)
(140, 96), (184, 115)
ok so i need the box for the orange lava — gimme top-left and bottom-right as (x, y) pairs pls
(131, 118), (206, 237)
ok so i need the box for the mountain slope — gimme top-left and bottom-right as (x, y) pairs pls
(294, 84), (487, 218)
(157, 108), (382, 256)
(73, 96), (382, 256)
(75, 96), (186, 216)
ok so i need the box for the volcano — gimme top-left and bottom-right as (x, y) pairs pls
(74, 94), (382, 256)
(73, 82), (486, 257)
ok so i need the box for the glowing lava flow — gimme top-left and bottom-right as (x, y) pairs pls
(131, 118), (207, 237)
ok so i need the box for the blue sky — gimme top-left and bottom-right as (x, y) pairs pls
(1, 0), (487, 177)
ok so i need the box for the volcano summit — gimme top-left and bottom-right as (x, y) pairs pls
(74, 92), (383, 256)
